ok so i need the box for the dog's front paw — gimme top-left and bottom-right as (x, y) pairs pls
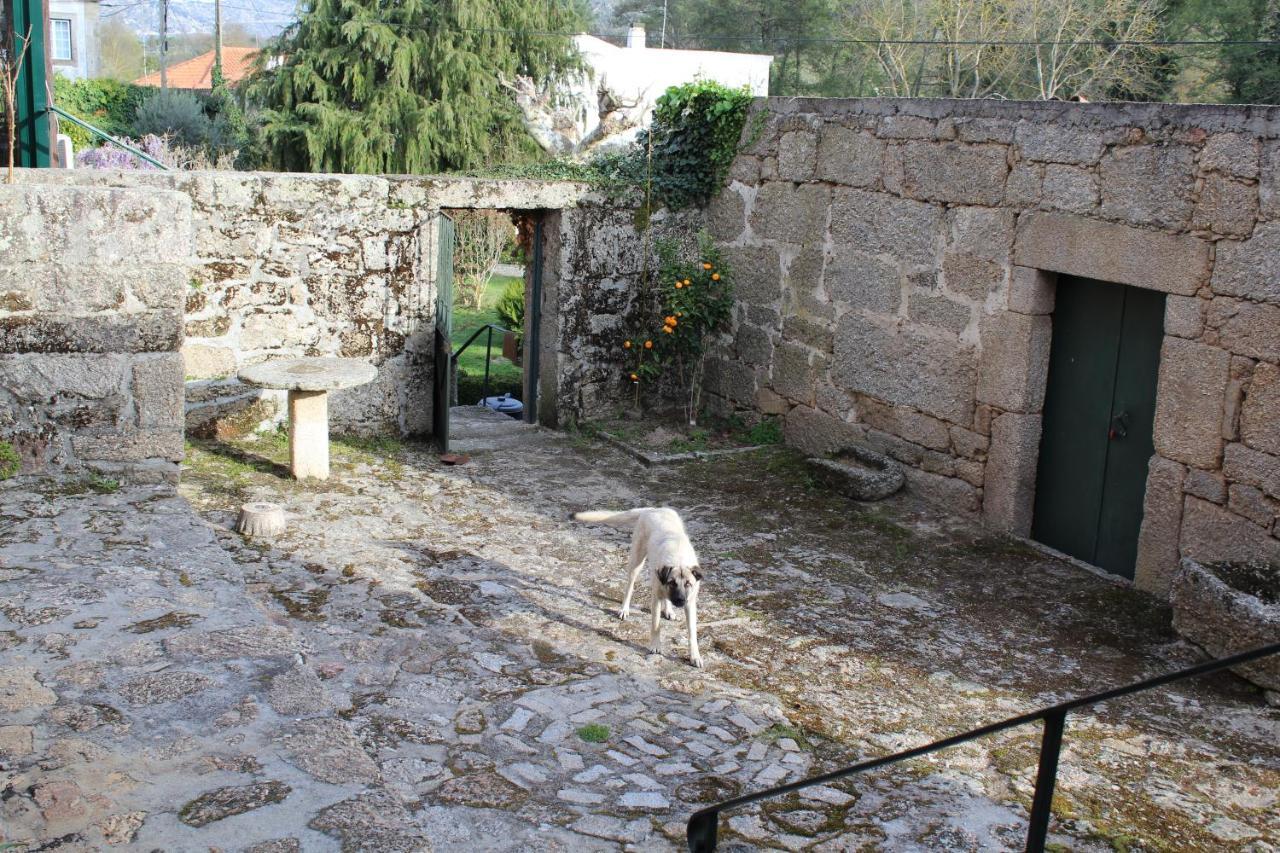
(618, 608), (629, 621)
(689, 653), (705, 669)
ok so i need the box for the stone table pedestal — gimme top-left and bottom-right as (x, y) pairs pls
(239, 357), (378, 480)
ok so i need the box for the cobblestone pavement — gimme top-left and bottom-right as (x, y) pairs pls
(2, 409), (1277, 851)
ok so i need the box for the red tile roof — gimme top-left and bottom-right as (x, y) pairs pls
(134, 46), (259, 90)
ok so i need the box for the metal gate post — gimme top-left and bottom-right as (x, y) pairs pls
(11, 0), (52, 167)
(1026, 709), (1067, 851)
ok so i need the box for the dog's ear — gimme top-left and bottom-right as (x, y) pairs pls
(658, 565), (673, 584)
(692, 567), (703, 581)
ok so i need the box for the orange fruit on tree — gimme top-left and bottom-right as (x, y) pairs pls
(644, 340), (653, 349)
(702, 263), (713, 270)
(711, 273), (720, 281)
(623, 340), (632, 349)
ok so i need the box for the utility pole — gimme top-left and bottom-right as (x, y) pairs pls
(660, 0), (667, 48)
(213, 0), (223, 87)
(158, 0), (168, 91)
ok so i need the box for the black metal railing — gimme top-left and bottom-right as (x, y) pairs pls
(687, 642), (1280, 852)
(49, 105), (170, 170)
(452, 323), (513, 406)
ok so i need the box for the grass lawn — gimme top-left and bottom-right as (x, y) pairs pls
(453, 273), (523, 405)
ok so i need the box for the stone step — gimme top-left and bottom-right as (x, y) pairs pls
(448, 405), (541, 452)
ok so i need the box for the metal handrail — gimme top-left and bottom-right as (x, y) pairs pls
(452, 323), (514, 406)
(49, 105), (170, 170)
(687, 641), (1280, 852)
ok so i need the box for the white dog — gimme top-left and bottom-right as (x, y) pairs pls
(574, 507), (705, 668)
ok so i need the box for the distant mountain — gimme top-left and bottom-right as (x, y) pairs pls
(105, 0), (299, 39)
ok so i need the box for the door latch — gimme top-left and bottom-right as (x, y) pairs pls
(1109, 411), (1130, 440)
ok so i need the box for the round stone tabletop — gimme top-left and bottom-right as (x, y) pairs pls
(238, 357), (378, 392)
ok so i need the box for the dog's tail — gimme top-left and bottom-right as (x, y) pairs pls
(572, 508), (656, 528)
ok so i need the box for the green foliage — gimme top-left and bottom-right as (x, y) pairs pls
(86, 473), (121, 494)
(625, 233), (735, 422)
(746, 417), (783, 446)
(207, 81), (251, 162)
(1195, 0), (1280, 103)
(53, 77), (149, 149)
(132, 90), (210, 148)
(0, 441), (19, 480)
(495, 277), (526, 352)
(642, 81), (755, 211)
(454, 274), (523, 404)
(246, 0), (585, 174)
(576, 723), (610, 742)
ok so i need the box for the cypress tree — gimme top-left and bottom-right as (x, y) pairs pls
(247, 0), (585, 173)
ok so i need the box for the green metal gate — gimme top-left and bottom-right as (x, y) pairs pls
(8, 0), (52, 167)
(432, 213), (455, 453)
(1032, 276), (1166, 578)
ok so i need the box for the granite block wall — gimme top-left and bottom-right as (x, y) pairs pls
(0, 183), (191, 482)
(704, 97), (1280, 595)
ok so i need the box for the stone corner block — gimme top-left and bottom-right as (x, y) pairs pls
(1007, 266), (1055, 315)
(981, 412), (1043, 536)
(1133, 455), (1187, 599)
(976, 312), (1052, 414)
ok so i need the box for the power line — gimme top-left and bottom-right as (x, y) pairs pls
(92, 3), (1280, 50)
(201, 18), (1280, 48)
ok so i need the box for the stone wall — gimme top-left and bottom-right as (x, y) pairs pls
(542, 205), (705, 425)
(0, 183), (190, 482)
(704, 97), (1280, 596)
(18, 170), (610, 437)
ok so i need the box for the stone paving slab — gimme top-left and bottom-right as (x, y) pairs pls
(1, 425), (1277, 851)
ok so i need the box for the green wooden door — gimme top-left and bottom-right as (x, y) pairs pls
(1032, 276), (1166, 578)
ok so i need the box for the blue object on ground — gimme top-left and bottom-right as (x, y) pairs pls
(481, 393), (524, 416)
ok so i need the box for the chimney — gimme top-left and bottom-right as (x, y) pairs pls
(627, 25), (646, 49)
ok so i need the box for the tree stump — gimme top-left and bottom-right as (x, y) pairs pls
(236, 502), (286, 538)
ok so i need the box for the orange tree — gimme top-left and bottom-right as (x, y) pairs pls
(624, 233), (734, 425)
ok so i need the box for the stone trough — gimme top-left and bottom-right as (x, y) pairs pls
(1171, 557), (1280, 697)
(805, 446), (906, 501)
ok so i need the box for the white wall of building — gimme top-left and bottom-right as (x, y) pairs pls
(568, 28), (772, 150)
(49, 0), (100, 80)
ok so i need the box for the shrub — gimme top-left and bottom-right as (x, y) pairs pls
(132, 90), (210, 148)
(0, 441), (19, 479)
(495, 276), (526, 352)
(53, 77), (149, 149)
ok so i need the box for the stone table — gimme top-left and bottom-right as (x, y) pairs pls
(239, 357), (377, 480)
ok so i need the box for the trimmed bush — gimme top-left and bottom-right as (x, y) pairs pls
(132, 90), (211, 148)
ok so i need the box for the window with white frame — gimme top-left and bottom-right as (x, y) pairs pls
(51, 19), (73, 62)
